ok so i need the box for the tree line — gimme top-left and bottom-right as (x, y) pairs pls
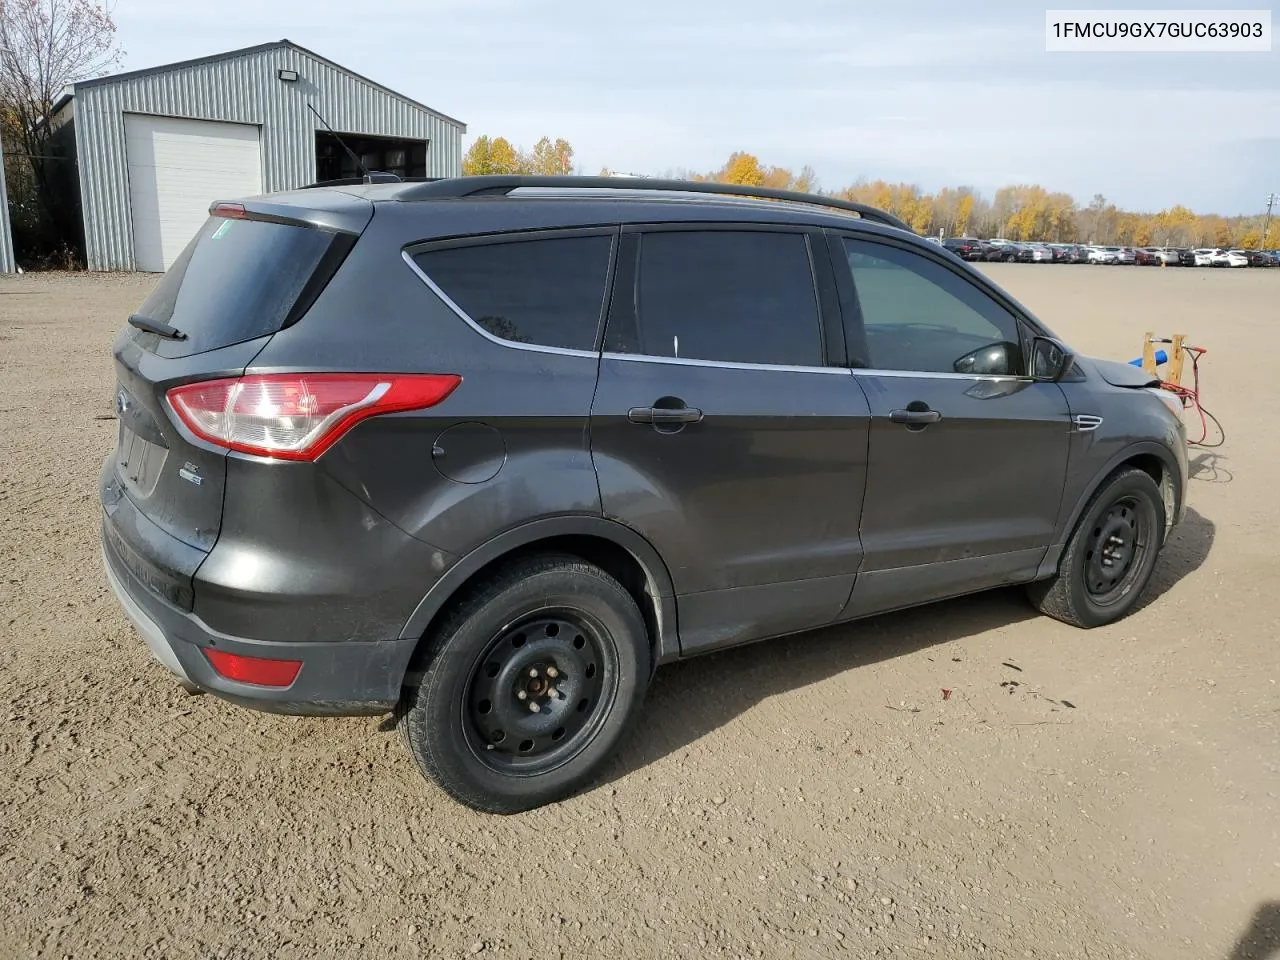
(465, 138), (1273, 249)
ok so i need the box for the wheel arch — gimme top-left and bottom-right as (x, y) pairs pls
(1037, 441), (1183, 580)
(397, 516), (680, 679)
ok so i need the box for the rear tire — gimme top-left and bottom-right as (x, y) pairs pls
(397, 555), (650, 814)
(1027, 467), (1165, 628)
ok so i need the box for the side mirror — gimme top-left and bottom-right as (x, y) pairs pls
(1031, 336), (1075, 382)
(954, 341), (1019, 376)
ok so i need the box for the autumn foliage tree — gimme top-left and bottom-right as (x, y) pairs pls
(463, 142), (1270, 250)
(462, 134), (575, 176)
(1, 0), (122, 262)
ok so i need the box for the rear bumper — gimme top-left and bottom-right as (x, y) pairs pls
(102, 524), (417, 715)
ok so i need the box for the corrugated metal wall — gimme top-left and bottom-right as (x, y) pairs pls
(75, 44), (464, 271)
(0, 137), (15, 273)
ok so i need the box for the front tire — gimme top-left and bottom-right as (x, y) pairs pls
(397, 555), (650, 814)
(1027, 467), (1165, 628)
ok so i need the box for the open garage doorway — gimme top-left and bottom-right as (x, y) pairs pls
(315, 131), (429, 181)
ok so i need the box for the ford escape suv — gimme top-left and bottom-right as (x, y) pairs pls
(101, 176), (1189, 813)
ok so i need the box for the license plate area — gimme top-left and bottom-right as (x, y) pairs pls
(118, 423), (168, 497)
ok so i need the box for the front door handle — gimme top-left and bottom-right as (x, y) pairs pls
(889, 407), (942, 428)
(627, 405), (704, 426)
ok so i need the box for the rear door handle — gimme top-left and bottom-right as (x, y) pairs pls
(627, 406), (704, 425)
(889, 408), (942, 426)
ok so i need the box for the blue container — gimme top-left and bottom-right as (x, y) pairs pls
(1129, 349), (1169, 368)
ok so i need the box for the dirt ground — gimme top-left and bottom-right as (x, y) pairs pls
(1, 264), (1277, 960)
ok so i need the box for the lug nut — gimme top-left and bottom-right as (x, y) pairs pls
(529, 667), (539, 678)
(516, 690), (528, 700)
(528, 702), (540, 713)
(546, 666), (559, 679)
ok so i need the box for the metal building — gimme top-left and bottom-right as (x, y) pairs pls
(0, 137), (14, 274)
(49, 39), (465, 272)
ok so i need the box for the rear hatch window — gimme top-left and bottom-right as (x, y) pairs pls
(134, 214), (351, 358)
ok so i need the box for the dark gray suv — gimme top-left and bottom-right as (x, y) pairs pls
(101, 176), (1190, 813)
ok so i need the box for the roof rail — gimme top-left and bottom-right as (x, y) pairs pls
(398, 175), (914, 233)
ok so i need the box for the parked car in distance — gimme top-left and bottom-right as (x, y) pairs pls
(1192, 248), (1221, 266)
(1154, 248), (1184, 266)
(1233, 249), (1271, 267)
(1176, 248), (1198, 266)
(1135, 248), (1160, 266)
(1045, 243), (1078, 263)
(942, 237), (986, 261)
(99, 175), (1192, 813)
(1114, 247), (1136, 265)
(1089, 246), (1120, 264)
(984, 238), (1019, 262)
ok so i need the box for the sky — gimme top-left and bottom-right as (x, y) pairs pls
(110, 0), (1280, 216)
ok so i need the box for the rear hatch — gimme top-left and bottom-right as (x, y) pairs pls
(106, 198), (368, 609)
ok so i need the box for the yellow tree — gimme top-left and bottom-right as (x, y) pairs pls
(1155, 205), (1197, 245)
(955, 195), (975, 236)
(462, 135), (522, 175)
(792, 165), (819, 193)
(717, 152), (767, 186)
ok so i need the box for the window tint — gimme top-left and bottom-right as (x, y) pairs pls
(621, 230), (822, 367)
(137, 215), (344, 358)
(843, 238), (1023, 375)
(415, 233), (613, 351)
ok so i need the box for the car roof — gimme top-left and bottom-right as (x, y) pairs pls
(270, 179), (928, 246)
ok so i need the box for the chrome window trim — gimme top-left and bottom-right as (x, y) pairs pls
(401, 249), (601, 360)
(600, 352), (848, 375)
(854, 368), (1035, 383)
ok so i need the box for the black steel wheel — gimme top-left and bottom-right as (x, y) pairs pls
(463, 611), (615, 775)
(397, 555), (650, 814)
(1027, 466), (1167, 628)
(1082, 494), (1155, 607)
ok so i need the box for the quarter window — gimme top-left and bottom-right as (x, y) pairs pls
(618, 230), (823, 367)
(414, 233), (613, 351)
(844, 239), (1024, 376)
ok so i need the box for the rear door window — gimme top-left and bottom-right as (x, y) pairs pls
(135, 215), (348, 358)
(610, 229), (823, 367)
(413, 232), (614, 351)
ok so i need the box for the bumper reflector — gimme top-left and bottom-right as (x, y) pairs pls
(203, 648), (303, 688)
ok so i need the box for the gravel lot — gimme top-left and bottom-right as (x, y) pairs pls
(2, 265), (1277, 960)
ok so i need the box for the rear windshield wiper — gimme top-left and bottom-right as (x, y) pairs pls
(129, 314), (187, 340)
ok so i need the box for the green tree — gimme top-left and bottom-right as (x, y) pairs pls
(524, 136), (574, 175)
(462, 135), (522, 175)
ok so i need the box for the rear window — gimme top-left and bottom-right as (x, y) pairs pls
(413, 233), (614, 351)
(136, 215), (344, 358)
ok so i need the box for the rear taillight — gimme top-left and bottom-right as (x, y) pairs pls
(166, 373), (461, 461)
(203, 648), (302, 687)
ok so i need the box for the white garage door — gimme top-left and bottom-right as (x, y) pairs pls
(124, 114), (263, 272)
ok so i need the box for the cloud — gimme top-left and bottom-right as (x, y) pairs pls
(109, 0), (1280, 213)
